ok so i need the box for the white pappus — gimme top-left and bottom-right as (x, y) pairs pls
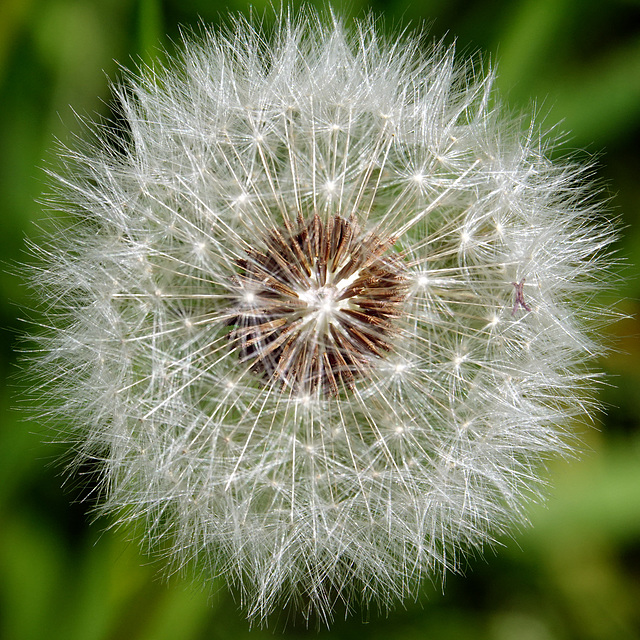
(27, 8), (617, 626)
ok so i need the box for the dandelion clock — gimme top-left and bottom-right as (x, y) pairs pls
(27, 8), (617, 625)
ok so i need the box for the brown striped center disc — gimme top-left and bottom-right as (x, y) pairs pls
(229, 214), (407, 396)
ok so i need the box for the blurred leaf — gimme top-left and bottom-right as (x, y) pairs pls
(136, 582), (212, 640)
(0, 389), (52, 508)
(0, 0), (34, 82)
(138, 0), (165, 67)
(523, 438), (640, 542)
(545, 38), (640, 144)
(0, 511), (67, 640)
(494, 0), (571, 91)
(60, 532), (148, 640)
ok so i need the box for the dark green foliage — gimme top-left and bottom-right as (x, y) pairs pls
(1, 0), (639, 637)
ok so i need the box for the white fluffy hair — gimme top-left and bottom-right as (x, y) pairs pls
(28, 7), (616, 626)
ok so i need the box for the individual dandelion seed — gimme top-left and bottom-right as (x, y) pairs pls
(26, 7), (618, 627)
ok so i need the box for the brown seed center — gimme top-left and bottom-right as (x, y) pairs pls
(229, 214), (407, 396)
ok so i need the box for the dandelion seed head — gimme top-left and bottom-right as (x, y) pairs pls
(26, 7), (617, 627)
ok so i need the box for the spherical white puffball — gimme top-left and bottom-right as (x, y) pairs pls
(28, 9), (616, 625)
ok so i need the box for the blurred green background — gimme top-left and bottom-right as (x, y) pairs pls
(1, 0), (640, 638)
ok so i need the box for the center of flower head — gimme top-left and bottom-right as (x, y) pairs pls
(229, 214), (407, 396)
(298, 284), (340, 318)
